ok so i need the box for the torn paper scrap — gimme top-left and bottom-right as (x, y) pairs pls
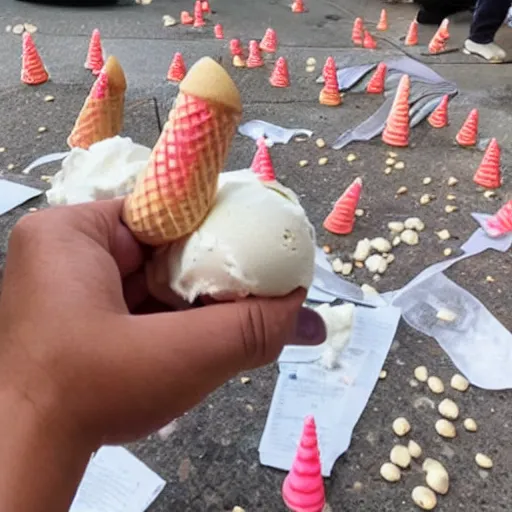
(238, 120), (313, 145)
(393, 271), (512, 390)
(21, 151), (70, 175)
(0, 179), (42, 215)
(69, 446), (166, 512)
(259, 305), (401, 476)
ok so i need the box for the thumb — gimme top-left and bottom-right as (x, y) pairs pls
(120, 288), (326, 410)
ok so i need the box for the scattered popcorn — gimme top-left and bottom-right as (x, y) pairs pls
(420, 194), (432, 205)
(394, 161), (405, 170)
(436, 308), (457, 322)
(353, 238), (371, 261)
(322, 245), (332, 254)
(447, 176), (458, 186)
(400, 229), (419, 246)
(387, 151), (397, 158)
(315, 138), (326, 148)
(388, 221), (405, 233)
(384, 167), (392, 175)
(392, 236), (401, 247)
(484, 190), (496, 199)
(299, 160), (308, 167)
(396, 186), (408, 195)
(365, 254), (388, 274)
(305, 65), (316, 73)
(331, 257), (344, 273)
(446, 194), (456, 200)
(318, 157), (328, 166)
(443, 248), (452, 257)
(44, 95), (55, 102)
(436, 229), (451, 241)
(445, 205), (458, 213)
(355, 208), (365, 217)
(306, 57), (316, 66)
(346, 153), (357, 162)
(38, 126), (47, 133)
(404, 217), (425, 231)
(341, 262), (353, 275)
(386, 158), (396, 166)
(422, 177), (432, 185)
(485, 275), (495, 283)
(240, 376), (251, 384)
(371, 237), (392, 253)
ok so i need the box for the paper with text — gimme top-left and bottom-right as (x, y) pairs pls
(69, 446), (166, 512)
(259, 305), (401, 476)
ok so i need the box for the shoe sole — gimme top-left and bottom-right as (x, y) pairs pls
(462, 48), (505, 63)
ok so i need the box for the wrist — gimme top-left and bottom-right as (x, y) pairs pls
(0, 385), (95, 511)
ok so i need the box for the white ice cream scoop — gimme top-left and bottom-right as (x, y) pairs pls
(46, 136), (151, 206)
(147, 169), (316, 303)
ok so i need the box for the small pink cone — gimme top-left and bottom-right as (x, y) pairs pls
(376, 9), (388, 31)
(292, 0), (305, 13)
(84, 29), (104, 75)
(427, 95), (449, 128)
(247, 40), (264, 68)
(214, 23), (224, 39)
(323, 177), (362, 235)
(382, 74), (410, 147)
(193, 1), (206, 27)
(404, 19), (418, 46)
(456, 108), (478, 146)
(486, 200), (512, 237)
(167, 52), (187, 82)
(270, 57), (290, 87)
(260, 28), (278, 53)
(230, 38), (243, 57)
(201, 0), (211, 13)
(363, 30), (377, 49)
(366, 62), (386, 94)
(282, 416), (325, 512)
(252, 138), (276, 182)
(473, 138), (502, 189)
(352, 17), (364, 46)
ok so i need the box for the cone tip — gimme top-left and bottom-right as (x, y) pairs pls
(180, 57), (242, 113)
(354, 177), (363, 185)
(104, 55), (127, 94)
(304, 415), (316, 427)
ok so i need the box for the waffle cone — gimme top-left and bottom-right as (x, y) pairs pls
(352, 17), (364, 45)
(319, 57), (342, 106)
(270, 57), (290, 87)
(122, 57), (242, 246)
(376, 9), (388, 31)
(486, 200), (512, 237)
(67, 56), (126, 149)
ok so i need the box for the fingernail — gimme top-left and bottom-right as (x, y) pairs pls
(292, 307), (327, 345)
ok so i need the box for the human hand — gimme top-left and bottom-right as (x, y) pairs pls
(0, 199), (326, 449)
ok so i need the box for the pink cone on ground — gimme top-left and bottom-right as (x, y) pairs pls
(167, 52), (187, 82)
(201, 0), (211, 13)
(282, 416), (325, 512)
(363, 30), (377, 49)
(180, 11), (194, 24)
(252, 138), (276, 182)
(456, 108), (478, 146)
(247, 40), (264, 67)
(486, 200), (512, 237)
(473, 138), (502, 189)
(21, 32), (49, 85)
(230, 38), (243, 57)
(323, 177), (362, 235)
(382, 74), (410, 147)
(319, 56), (342, 106)
(260, 28), (278, 53)
(85, 29), (104, 75)
(270, 57), (290, 87)
(193, 1), (206, 27)
(366, 62), (386, 94)
(376, 9), (388, 31)
(351, 17), (364, 45)
(214, 24), (224, 39)
(292, 0), (305, 13)
(250, 136), (266, 172)
(404, 19), (418, 46)
(427, 94), (449, 128)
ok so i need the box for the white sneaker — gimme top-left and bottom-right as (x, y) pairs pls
(463, 39), (507, 62)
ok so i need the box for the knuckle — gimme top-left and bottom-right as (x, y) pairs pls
(9, 212), (42, 246)
(238, 301), (268, 361)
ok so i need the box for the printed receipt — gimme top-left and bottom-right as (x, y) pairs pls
(69, 446), (166, 512)
(258, 305), (401, 477)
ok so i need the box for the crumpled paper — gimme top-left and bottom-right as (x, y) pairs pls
(238, 120), (313, 145)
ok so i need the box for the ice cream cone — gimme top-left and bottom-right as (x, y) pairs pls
(232, 55), (246, 67)
(473, 138), (502, 189)
(382, 74), (410, 147)
(282, 416), (325, 512)
(122, 57), (243, 246)
(21, 32), (49, 86)
(363, 31), (377, 49)
(323, 177), (362, 235)
(486, 200), (512, 237)
(291, 0), (305, 13)
(427, 94), (449, 128)
(404, 19), (418, 46)
(428, 24), (447, 54)
(455, 108), (478, 146)
(260, 28), (278, 53)
(352, 17), (364, 46)
(167, 52), (187, 82)
(247, 40), (264, 68)
(201, 0), (211, 13)
(252, 139), (276, 182)
(214, 23), (224, 39)
(270, 57), (290, 88)
(377, 9), (388, 31)
(193, 1), (206, 27)
(181, 11), (194, 24)
(67, 56), (126, 150)
(319, 56), (342, 106)
(84, 29), (104, 75)
(366, 62), (386, 94)
(230, 38), (243, 57)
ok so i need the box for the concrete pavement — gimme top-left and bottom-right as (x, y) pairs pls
(0, 0), (511, 510)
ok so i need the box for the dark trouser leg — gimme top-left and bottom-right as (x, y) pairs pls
(416, 0), (476, 24)
(469, 0), (511, 43)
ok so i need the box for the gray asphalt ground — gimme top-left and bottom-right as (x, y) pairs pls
(1, 0), (512, 510)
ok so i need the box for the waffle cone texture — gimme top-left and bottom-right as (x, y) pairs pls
(122, 57), (242, 246)
(67, 56), (126, 149)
